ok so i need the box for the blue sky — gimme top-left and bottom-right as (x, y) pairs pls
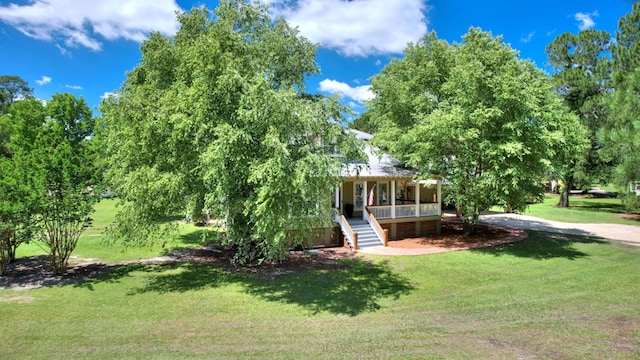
(0, 0), (635, 117)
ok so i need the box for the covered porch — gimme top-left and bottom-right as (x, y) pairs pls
(336, 178), (441, 219)
(335, 178), (442, 240)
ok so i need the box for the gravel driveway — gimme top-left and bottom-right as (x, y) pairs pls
(479, 213), (640, 245)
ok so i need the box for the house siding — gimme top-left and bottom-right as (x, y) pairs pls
(385, 219), (441, 240)
(295, 226), (342, 249)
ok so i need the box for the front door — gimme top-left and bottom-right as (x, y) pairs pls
(378, 182), (388, 205)
(354, 182), (364, 211)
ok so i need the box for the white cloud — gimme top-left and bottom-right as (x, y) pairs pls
(347, 101), (361, 109)
(520, 30), (535, 43)
(65, 84), (83, 90)
(101, 91), (118, 99)
(319, 79), (374, 103)
(36, 75), (52, 85)
(0, 0), (182, 51)
(575, 11), (598, 31)
(55, 43), (71, 56)
(269, 0), (428, 56)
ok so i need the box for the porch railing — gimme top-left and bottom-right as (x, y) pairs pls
(335, 209), (358, 250)
(368, 205), (392, 219)
(365, 206), (388, 246)
(420, 203), (440, 217)
(368, 203), (440, 219)
(395, 205), (416, 218)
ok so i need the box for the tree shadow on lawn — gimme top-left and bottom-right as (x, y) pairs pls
(471, 231), (608, 260)
(569, 199), (628, 214)
(82, 257), (415, 317)
(174, 229), (213, 246)
(240, 259), (415, 316)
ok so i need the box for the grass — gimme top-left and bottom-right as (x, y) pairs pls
(2, 231), (640, 359)
(494, 194), (640, 226)
(16, 199), (214, 263)
(3, 198), (640, 358)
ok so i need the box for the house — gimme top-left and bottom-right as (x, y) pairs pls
(307, 129), (442, 250)
(630, 181), (640, 196)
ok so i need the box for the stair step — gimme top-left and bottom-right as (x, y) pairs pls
(352, 228), (376, 233)
(354, 232), (376, 237)
(358, 239), (379, 244)
(358, 242), (382, 249)
(341, 219), (384, 249)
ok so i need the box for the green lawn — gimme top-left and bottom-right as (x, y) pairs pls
(3, 198), (640, 358)
(16, 199), (214, 263)
(512, 194), (639, 226)
(3, 230), (640, 358)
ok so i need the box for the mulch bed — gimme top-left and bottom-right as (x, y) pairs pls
(387, 217), (527, 250)
(617, 213), (640, 221)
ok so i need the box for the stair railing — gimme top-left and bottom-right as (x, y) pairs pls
(335, 208), (358, 250)
(365, 206), (389, 246)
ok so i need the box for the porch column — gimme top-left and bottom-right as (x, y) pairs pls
(334, 186), (340, 211)
(390, 181), (396, 219)
(362, 181), (368, 220)
(437, 180), (442, 216)
(415, 182), (421, 217)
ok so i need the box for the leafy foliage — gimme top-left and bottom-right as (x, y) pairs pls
(0, 76), (34, 157)
(32, 94), (99, 274)
(545, 30), (613, 206)
(349, 110), (379, 134)
(0, 75), (32, 114)
(601, 1), (640, 211)
(0, 97), (44, 274)
(100, 1), (361, 263)
(0, 94), (98, 275)
(369, 28), (586, 234)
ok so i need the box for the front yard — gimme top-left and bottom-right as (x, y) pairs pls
(2, 221), (639, 358)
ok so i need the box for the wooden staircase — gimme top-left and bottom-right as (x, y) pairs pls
(346, 219), (384, 249)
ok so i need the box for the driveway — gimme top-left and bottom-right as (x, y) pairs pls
(479, 213), (640, 245)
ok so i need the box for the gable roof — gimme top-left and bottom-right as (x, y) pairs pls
(341, 130), (417, 179)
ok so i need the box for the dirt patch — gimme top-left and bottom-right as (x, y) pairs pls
(1, 256), (125, 290)
(0, 246), (358, 291)
(0, 218), (522, 290)
(617, 213), (640, 221)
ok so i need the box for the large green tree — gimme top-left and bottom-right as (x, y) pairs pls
(369, 28), (586, 234)
(0, 97), (44, 274)
(34, 93), (98, 274)
(0, 94), (97, 275)
(545, 30), (612, 207)
(0, 76), (33, 157)
(601, 0), (640, 211)
(0, 75), (32, 114)
(99, 1), (361, 263)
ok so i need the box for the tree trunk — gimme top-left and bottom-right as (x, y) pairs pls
(462, 220), (476, 236)
(0, 251), (7, 275)
(0, 229), (9, 275)
(558, 175), (574, 208)
(7, 242), (16, 263)
(460, 212), (479, 236)
(7, 229), (17, 262)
